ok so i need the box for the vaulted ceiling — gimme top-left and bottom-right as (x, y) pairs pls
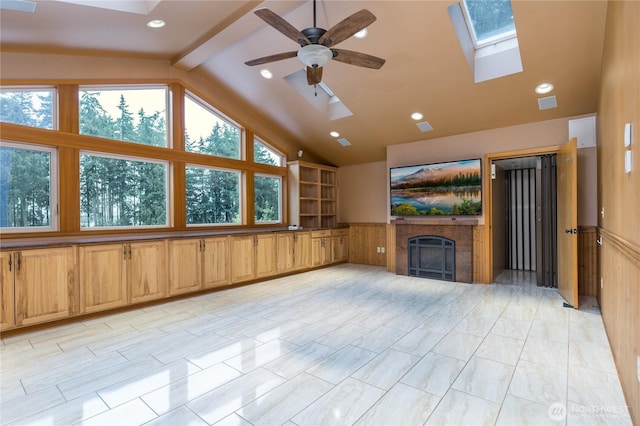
(0, 0), (608, 166)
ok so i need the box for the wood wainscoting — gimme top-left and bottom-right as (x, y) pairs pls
(472, 226), (485, 284)
(347, 223), (387, 267)
(577, 226), (598, 297)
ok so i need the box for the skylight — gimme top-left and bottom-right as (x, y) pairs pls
(462, 0), (516, 48)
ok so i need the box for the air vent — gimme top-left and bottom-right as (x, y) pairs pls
(337, 138), (351, 146)
(538, 96), (557, 110)
(417, 121), (433, 132)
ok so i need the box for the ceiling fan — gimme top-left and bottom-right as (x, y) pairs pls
(245, 0), (385, 86)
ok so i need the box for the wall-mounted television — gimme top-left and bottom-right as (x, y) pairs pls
(390, 158), (482, 216)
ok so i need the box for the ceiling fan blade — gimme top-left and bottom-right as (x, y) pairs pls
(318, 9), (376, 47)
(254, 8), (311, 46)
(245, 51), (298, 66)
(331, 49), (385, 69)
(306, 66), (323, 85)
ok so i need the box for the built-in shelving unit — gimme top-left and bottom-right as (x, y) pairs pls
(288, 161), (338, 229)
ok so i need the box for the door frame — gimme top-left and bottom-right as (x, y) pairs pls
(483, 144), (564, 284)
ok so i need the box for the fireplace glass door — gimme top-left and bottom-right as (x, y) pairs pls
(408, 236), (455, 282)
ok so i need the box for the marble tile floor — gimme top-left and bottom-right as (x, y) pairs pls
(494, 269), (537, 286)
(0, 264), (632, 426)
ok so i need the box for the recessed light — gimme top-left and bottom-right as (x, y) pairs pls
(354, 28), (368, 39)
(535, 82), (554, 94)
(146, 19), (166, 28)
(411, 112), (423, 121)
(260, 69), (273, 79)
(330, 131), (340, 138)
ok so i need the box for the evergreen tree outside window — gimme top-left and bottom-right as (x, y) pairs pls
(186, 165), (241, 225)
(184, 93), (241, 160)
(0, 88), (56, 130)
(80, 153), (168, 228)
(254, 138), (284, 166)
(79, 86), (168, 147)
(0, 142), (57, 232)
(255, 174), (281, 223)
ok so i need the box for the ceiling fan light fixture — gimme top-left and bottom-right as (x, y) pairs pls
(297, 44), (333, 68)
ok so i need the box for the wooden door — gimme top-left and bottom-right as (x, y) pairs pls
(79, 244), (127, 314)
(255, 233), (277, 279)
(557, 138), (579, 308)
(128, 241), (167, 304)
(15, 247), (76, 326)
(294, 232), (312, 270)
(168, 239), (202, 295)
(276, 233), (295, 273)
(230, 235), (255, 283)
(0, 252), (15, 330)
(202, 236), (230, 289)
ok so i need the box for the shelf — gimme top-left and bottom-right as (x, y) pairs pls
(289, 161), (337, 230)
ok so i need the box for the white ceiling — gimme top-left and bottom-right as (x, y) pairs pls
(0, 0), (609, 166)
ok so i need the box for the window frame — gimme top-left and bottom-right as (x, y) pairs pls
(0, 140), (59, 233)
(78, 84), (171, 148)
(461, 0), (517, 49)
(184, 90), (244, 160)
(185, 163), (243, 227)
(0, 86), (58, 130)
(254, 173), (283, 224)
(253, 136), (286, 167)
(79, 150), (170, 230)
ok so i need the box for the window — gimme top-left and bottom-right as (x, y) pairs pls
(184, 92), (241, 159)
(0, 87), (56, 129)
(186, 165), (241, 225)
(0, 142), (57, 232)
(254, 174), (281, 223)
(79, 86), (168, 147)
(254, 138), (285, 166)
(80, 153), (168, 228)
(462, 0), (516, 48)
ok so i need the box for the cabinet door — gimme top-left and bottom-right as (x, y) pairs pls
(276, 233), (295, 273)
(15, 247), (76, 326)
(129, 241), (167, 304)
(230, 236), (255, 283)
(168, 239), (202, 295)
(294, 232), (312, 270)
(255, 234), (277, 279)
(79, 244), (127, 314)
(332, 236), (349, 263)
(0, 252), (15, 330)
(311, 238), (327, 267)
(203, 237), (229, 289)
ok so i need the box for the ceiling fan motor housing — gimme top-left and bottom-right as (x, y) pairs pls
(301, 27), (328, 45)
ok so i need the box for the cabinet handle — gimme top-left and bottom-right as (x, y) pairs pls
(7, 253), (12, 271)
(201, 240), (206, 252)
(254, 235), (258, 246)
(128, 244), (132, 260)
(16, 252), (21, 271)
(123, 245), (127, 260)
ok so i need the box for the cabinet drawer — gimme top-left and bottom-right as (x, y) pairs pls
(331, 228), (349, 237)
(311, 230), (331, 238)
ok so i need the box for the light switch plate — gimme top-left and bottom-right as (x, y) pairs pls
(624, 123), (632, 147)
(625, 150), (632, 173)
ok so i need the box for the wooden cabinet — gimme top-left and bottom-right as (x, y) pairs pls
(332, 229), (349, 263)
(288, 161), (338, 229)
(79, 240), (166, 313)
(1, 247), (77, 328)
(312, 230), (333, 267)
(169, 237), (229, 295)
(230, 234), (277, 283)
(277, 231), (312, 273)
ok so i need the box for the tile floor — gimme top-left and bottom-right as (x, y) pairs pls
(0, 264), (632, 426)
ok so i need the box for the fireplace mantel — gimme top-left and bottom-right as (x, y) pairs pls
(393, 220), (475, 283)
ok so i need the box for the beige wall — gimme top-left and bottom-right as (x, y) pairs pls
(338, 115), (599, 226)
(337, 161), (387, 224)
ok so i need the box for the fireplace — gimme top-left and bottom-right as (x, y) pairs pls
(393, 219), (476, 283)
(408, 236), (455, 281)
